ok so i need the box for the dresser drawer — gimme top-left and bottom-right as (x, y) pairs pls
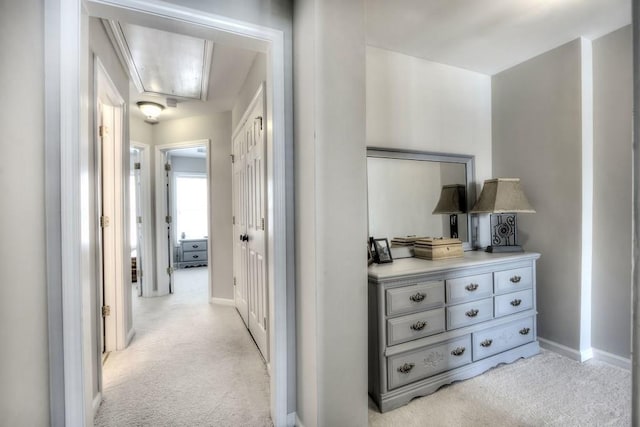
(387, 308), (445, 346)
(494, 266), (532, 294)
(386, 281), (444, 317)
(182, 250), (207, 262)
(182, 240), (207, 251)
(446, 297), (493, 330)
(387, 335), (471, 390)
(472, 316), (535, 361)
(494, 289), (533, 318)
(446, 273), (493, 304)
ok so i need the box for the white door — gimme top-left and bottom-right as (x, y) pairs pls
(132, 154), (144, 297)
(233, 91), (268, 360)
(164, 153), (175, 294)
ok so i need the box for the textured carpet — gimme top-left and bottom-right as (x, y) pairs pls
(94, 267), (272, 427)
(369, 349), (630, 426)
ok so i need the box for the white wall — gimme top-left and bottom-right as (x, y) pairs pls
(232, 52), (266, 132)
(0, 1), (50, 425)
(154, 113), (234, 300)
(130, 115), (153, 145)
(366, 46), (493, 247)
(492, 39), (585, 351)
(592, 25), (632, 359)
(171, 155), (207, 174)
(294, 1), (368, 426)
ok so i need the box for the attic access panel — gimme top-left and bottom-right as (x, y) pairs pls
(105, 21), (213, 100)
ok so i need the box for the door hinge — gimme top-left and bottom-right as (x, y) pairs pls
(137, 216), (143, 224)
(99, 125), (108, 137)
(134, 162), (141, 170)
(166, 266), (174, 275)
(255, 116), (263, 131)
(102, 305), (111, 317)
(100, 216), (110, 228)
(232, 215), (235, 225)
(165, 163), (172, 171)
(230, 154), (235, 164)
(264, 316), (267, 326)
(165, 215), (172, 224)
(233, 277), (236, 287)
(261, 217), (265, 231)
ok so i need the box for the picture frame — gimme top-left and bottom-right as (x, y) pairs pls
(370, 237), (393, 264)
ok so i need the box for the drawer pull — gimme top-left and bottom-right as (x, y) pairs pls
(465, 283), (479, 291)
(410, 321), (427, 331)
(465, 308), (479, 317)
(409, 292), (426, 303)
(510, 299), (522, 307)
(519, 327), (531, 335)
(192, 255), (199, 259)
(451, 347), (466, 356)
(480, 339), (493, 347)
(192, 244), (199, 248)
(510, 275), (522, 283)
(397, 363), (415, 374)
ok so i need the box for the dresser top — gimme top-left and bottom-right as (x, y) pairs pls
(368, 251), (540, 281)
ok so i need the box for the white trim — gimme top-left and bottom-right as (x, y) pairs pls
(130, 141), (154, 298)
(126, 328), (136, 346)
(294, 413), (304, 427)
(592, 348), (632, 370)
(50, 2), (292, 426)
(154, 139), (210, 297)
(92, 392), (102, 418)
(211, 297), (235, 306)
(539, 337), (594, 362)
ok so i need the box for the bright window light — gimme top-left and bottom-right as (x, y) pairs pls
(175, 174), (208, 240)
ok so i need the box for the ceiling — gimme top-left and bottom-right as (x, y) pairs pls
(366, 0), (631, 75)
(105, 21), (258, 123)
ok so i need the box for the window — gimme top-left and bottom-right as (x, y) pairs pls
(175, 174), (208, 240)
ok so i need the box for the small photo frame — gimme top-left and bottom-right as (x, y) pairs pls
(370, 237), (393, 264)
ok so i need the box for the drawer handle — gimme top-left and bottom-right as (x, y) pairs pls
(465, 283), (479, 291)
(451, 347), (466, 356)
(192, 244), (199, 248)
(410, 321), (427, 331)
(193, 255), (199, 259)
(510, 275), (522, 283)
(409, 292), (426, 303)
(519, 327), (531, 335)
(397, 363), (415, 374)
(480, 339), (493, 347)
(510, 299), (522, 307)
(465, 308), (479, 317)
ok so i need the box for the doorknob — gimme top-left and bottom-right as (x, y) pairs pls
(239, 234), (249, 242)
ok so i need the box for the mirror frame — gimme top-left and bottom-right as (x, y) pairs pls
(367, 147), (476, 251)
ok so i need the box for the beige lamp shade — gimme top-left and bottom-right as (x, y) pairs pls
(433, 184), (466, 214)
(470, 178), (535, 214)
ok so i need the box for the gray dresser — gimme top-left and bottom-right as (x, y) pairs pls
(178, 238), (208, 268)
(368, 251), (540, 412)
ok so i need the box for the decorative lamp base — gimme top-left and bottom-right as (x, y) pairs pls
(485, 245), (524, 253)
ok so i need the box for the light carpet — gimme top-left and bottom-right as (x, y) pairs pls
(94, 267), (272, 427)
(369, 349), (630, 426)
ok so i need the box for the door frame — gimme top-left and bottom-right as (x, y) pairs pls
(130, 140), (154, 298)
(154, 139), (211, 297)
(45, 1), (293, 425)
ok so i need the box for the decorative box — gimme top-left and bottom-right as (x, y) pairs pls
(414, 237), (463, 260)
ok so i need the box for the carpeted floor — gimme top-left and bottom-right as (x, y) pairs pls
(369, 349), (631, 426)
(94, 267), (272, 427)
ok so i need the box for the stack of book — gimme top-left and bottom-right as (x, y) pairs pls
(414, 237), (463, 260)
(390, 236), (424, 247)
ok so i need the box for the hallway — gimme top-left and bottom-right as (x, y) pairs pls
(94, 268), (271, 426)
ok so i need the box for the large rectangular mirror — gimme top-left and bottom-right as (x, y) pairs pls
(367, 148), (476, 253)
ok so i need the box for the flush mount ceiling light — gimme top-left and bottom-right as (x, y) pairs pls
(137, 101), (164, 124)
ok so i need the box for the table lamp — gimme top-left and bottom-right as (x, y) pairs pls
(433, 184), (466, 239)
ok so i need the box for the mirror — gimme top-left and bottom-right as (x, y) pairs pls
(367, 148), (475, 253)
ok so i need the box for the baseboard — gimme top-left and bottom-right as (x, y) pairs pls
(294, 413), (304, 427)
(211, 297), (235, 306)
(538, 337), (593, 362)
(126, 328), (136, 346)
(92, 392), (102, 418)
(592, 348), (631, 370)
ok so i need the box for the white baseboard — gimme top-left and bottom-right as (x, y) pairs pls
(211, 297), (235, 306)
(92, 392), (102, 418)
(592, 348), (631, 370)
(294, 413), (304, 427)
(538, 337), (593, 362)
(126, 328), (136, 346)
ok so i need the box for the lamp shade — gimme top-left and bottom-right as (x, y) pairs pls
(470, 178), (535, 214)
(432, 184), (466, 214)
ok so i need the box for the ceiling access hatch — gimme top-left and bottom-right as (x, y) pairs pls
(104, 21), (213, 101)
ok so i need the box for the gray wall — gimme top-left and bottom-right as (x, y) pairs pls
(294, 1), (368, 426)
(171, 155), (207, 174)
(592, 25), (632, 358)
(232, 52), (267, 132)
(131, 115), (153, 145)
(492, 39), (584, 351)
(0, 1), (50, 425)
(154, 113), (234, 300)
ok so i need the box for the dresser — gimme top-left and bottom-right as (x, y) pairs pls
(178, 238), (208, 268)
(368, 251), (540, 412)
